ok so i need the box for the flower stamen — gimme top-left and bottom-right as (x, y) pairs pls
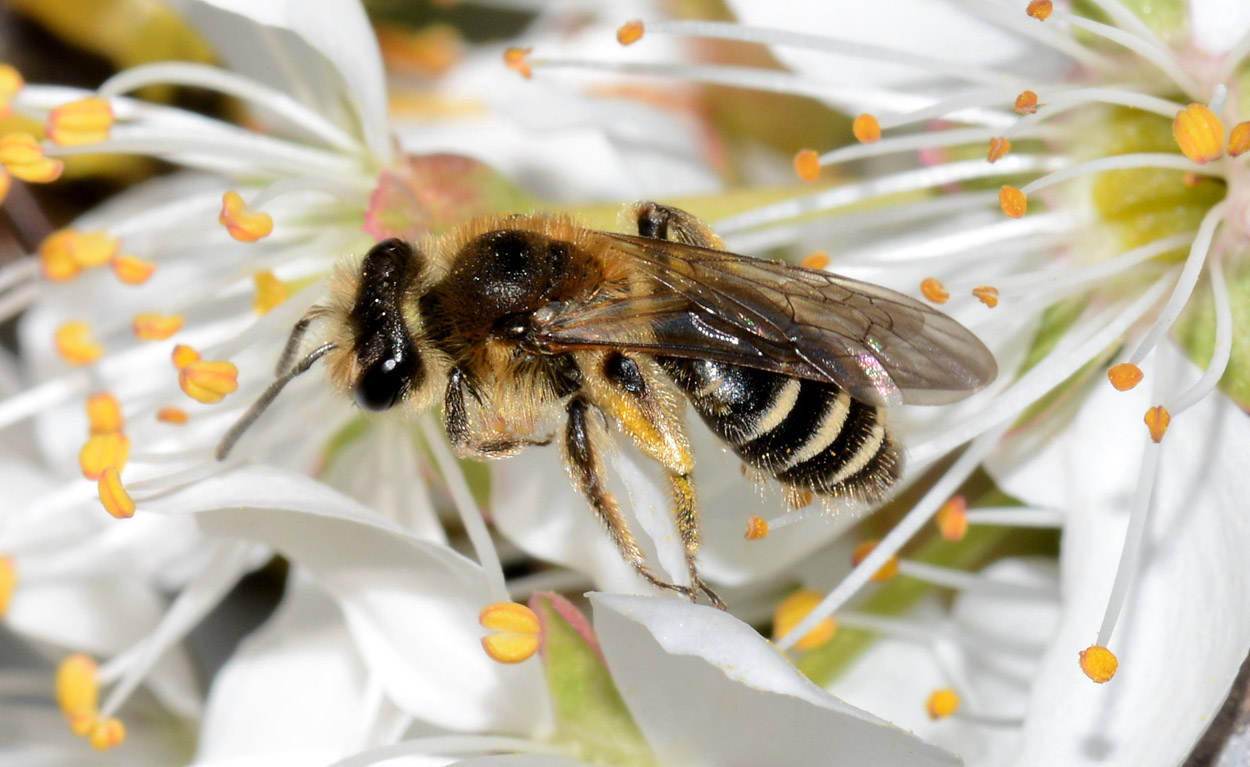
(1079, 644), (1118, 683)
(1173, 103), (1225, 165)
(617, 20), (645, 46)
(132, 312), (184, 341)
(926, 688), (960, 719)
(920, 277), (950, 304)
(179, 359), (239, 404)
(111, 254), (156, 285)
(46, 97), (114, 146)
(219, 190), (273, 243)
(55, 320), (105, 365)
(773, 589), (838, 650)
(1107, 363), (1143, 391)
(744, 515), (769, 540)
(851, 540), (899, 582)
(793, 148), (820, 183)
(936, 496), (967, 541)
(479, 602), (542, 663)
(0, 132), (63, 182)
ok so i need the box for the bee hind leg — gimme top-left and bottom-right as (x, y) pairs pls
(631, 201), (723, 249)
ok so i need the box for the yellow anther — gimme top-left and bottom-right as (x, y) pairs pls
(218, 190), (273, 243)
(972, 285), (1000, 308)
(744, 515), (770, 540)
(179, 359), (239, 404)
(851, 539), (899, 582)
(936, 495), (968, 542)
(999, 185), (1027, 218)
(68, 709), (97, 737)
(171, 344), (200, 370)
(56, 653), (99, 720)
(920, 277), (950, 304)
(1014, 90), (1039, 114)
(504, 47), (533, 79)
(1144, 405), (1170, 443)
(132, 312), (184, 341)
(793, 148), (821, 183)
(46, 97), (114, 146)
(55, 321), (104, 366)
(926, 688), (961, 720)
(0, 64), (24, 113)
(0, 132), (63, 182)
(253, 270), (288, 315)
(99, 466), (135, 519)
(157, 406), (189, 424)
(38, 229), (119, 280)
(1173, 103), (1225, 165)
(1079, 644), (1118, 683)
(79, 432), (130, 481)
(0, 556), (15, 617)
(479, 602), (542, 664)
(88, 717), (126, 750)
(852, 113), (881, 144)
(800, 251), (830, 270)
(986, 137), (1011, 163)
(111, 254), (156, 285)
(772, 589), (837, 651)
(617, 20), (645, 46)
(1229, 122), (1250, 157)
(1107, 362), (1143, 391)
(86, 392), (123, 434)
(1026, 0), (1053, 20)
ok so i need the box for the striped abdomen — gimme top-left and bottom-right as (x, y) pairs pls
(658, 357), (901, 501)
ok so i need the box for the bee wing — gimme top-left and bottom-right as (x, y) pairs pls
(535, 233), (997, 406)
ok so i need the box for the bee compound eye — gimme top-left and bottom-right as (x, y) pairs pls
(354, 356), (409, 411)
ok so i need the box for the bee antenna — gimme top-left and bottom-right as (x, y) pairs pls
(215, 342), (337, 461)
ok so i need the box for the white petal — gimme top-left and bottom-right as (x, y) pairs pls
(1189, 0), (1250, 55)
(448, 758), (593, 767)
(591, 593), (958, 766)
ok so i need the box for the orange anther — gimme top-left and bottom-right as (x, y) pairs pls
(1229, 121), (1250, 157)
(38, 229), (119, 279)
(157, 406), (189, 424)
(1144, 405), (1170, 443)
(851, 539), (899, 582)
(88, 717), (125, 750)
(46, 97), (114, 146)
(0, 132), (62, 182)
(86, 392), (123, 434)
(1079, 644), (1118, 683)
(794, 148), (821, 183)
(773, 589), (837, 651)
(253, 270), (287, 315)
(920, 277), (950, 304)
(479, 602), (542, 663)
(1107, 362), (1143, 391)
(171, 344), (200, 369)
(801, 251), (830, 270)
(504, 47), (533, 79)
(179, 359), (239, 404)
(617, 20), (645, 46)
(79, 432), (130, 481)
(0, 556), (15, 617)
(132, 312), (184, 341)
(1014, 90), (1039, 114)
(111, 254), (156, 285)
(926, 688), (960, 719)
(218, 190), (273, 243)
(1173, 103), (1225, 164)
(745, 515), (769, 540)
(68, 231), (119, 268)
(936, 495), (968, 542)
(56, 653), (99, 719)
(999, 185), (1027, 218)
(852, 113), (881, 143)
(972, 285), (999, 308)
(987, 137), (1011, 163)
(54, 321), (104, 365)
(98, 466), (135, 519)
(1026, 0), (1053, 20)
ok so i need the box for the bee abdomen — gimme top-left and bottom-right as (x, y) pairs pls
(659, 357), (901, 502)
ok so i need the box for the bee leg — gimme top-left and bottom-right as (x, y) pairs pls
(443, 367), (472, 452)
(631, 201), (724, 249)
(274, 307), (328, 376)
(564, 396), (695, 601)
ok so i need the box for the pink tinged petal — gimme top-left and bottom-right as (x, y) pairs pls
(590, 594), (959, 766)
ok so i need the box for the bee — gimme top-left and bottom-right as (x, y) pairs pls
(218, 202), (996, 608)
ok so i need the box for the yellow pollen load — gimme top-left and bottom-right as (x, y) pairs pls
(773, 589), (837, 651)
(0, 64), (24, 113)
(801, 251), (830, 270)
(111, 254), (157, 285)
(79, 432), (130, 481)
(99, 466), (135, 519)
(1173, 103), (1225, 165)
(0, 555), (15, 617)
(972, 286), (999, 308)
(1229, 122), (1250, 158)
(54, 320), (104, 366)
(852, 113), (881, 143)
(936, 495), (968, 542)
(1026, 0), (1053, 20)
(87, 392), (124, 434)
(218, 190), (273, 243)
(1107, 362), (1143, 391)
(617, 19), (645, 46)
(0, 132), (63, 182)
(56, 653), (99, 722)
(1079, 644), (1118, 683)
(132, 312), (184, 341)
(157, 406), (190, 424)
(171, 343), (200, 370)
(999, 185), (1027, 218)
(479, 602), (542, 664)
(504, 47), (533, 79)
(179, 359), (239, 404)
(1014, 90), (1039, 115)
(793, 148), (821, 183)
(744, 515), (770, 540)
(852, 539), (899, 582)
(920, 277), (950, 304)
(1144, 405), (1170, 443)
(253, 270), (288, 315)
(986, 137), (1011, 163)
(925, 688), (960, 720)
(88, 717), (126, 751)
(46, 97), (114, 147)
